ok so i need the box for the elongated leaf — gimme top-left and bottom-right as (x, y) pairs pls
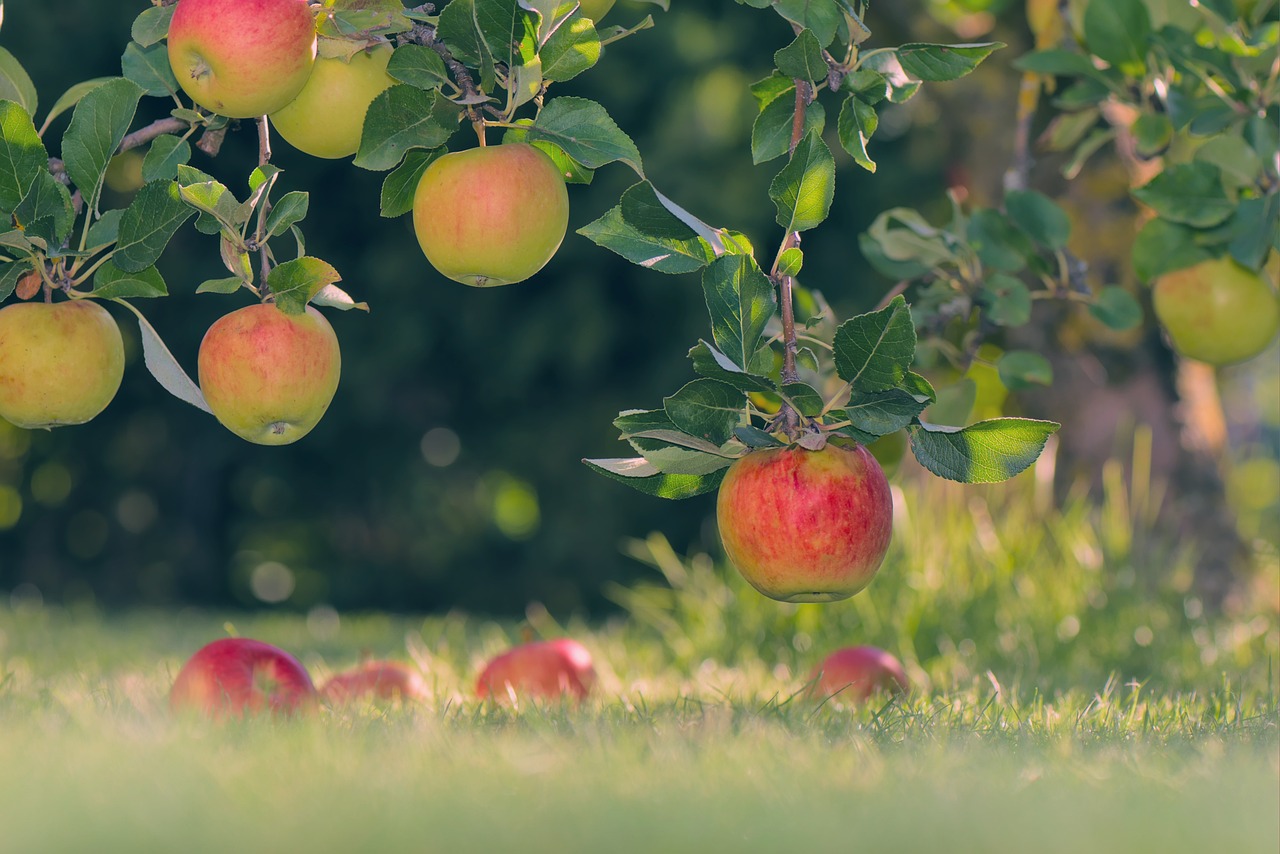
(752, 88), (824, 165)
(0, 46), (36, 117)
(837, 94), (877, 173)
(117, 300), (211, 413)
(61, 78), (144, 210)
(540, 15), (600, 81)
(582, 457), (725, 499)
(688, 340), (777, 394)
(895, 42), (1003, 81)
(355, 86), (460, 171)
(131, 5), (175, 46)
(175, 164), (244, 230)
(1005, 189), (1070, 249)
(93, 260), (167, 298)
(1083, 0), (1150, 76)
(620, 180), (697, 240)
(373, 146), (437, 219)
(997, 350), (1053, 390)
(14, 170), (73, 244)
(1132, 163), (1234, 228)
(0, 99), (46, 217)
(0, 260), (24, 301)
(663, 378), (745, 446)
(141, 135), (191, 183)
(386, 44), (451, 90)
(39, 78), (114, 134)
(832, 295), (916, 393)
(578, 206), (715, 274)
(770, 130), (834, 233)
(268, 256), (343, 314)
(114, 179), (195, 272)
(1089, 286), (1142, 331)
(773, 0), (840, 46)
(311, 283), (369, 312)
(527, 96), (642, 173)
(122, 41), (179, 97)
(908, 417), (1059, 483)
(842, 388), (930, 437)
(702, 254), (776, 370)
(265, 191), (310, 237)
(775, 29), (827, 83)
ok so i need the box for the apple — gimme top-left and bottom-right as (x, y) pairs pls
(0, 300), (124, 429)
(321, 660), (429, 704)
(412, 143), (570, 287)
(1153, 256), (1279, 365)
(167, 0), (318, 119)
(578, 0), (616, 21)
(270, 43), (395, 159)
(169, 637), (317, 718)
(805, 646), (909, 706)
(198, 303), (341, 445)
(716, 443), (893, 603)
(475, 638), (596, 703)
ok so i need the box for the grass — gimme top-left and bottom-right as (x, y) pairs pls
(0, 458), (1277, 852)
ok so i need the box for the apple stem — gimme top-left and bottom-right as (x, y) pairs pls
(474, 121), (487, 147)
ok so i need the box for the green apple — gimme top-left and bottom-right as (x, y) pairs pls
(0, 300), (124, 429)
(578, 0), (616, 21)
(270, 43), (395, 159)
(198, 303), (341, 445)
(716, 443), (893, 603)
(167, 0), (318, 119)
(412, 143), (570, 287)
(1153, 256), (1279, 365)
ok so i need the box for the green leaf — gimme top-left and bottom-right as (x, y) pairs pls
(701, 254), (776, 370)
(751, 88), (824, 165)
(0, 99), (46, 217)
(1005, 189), (1070, 250)
(1041, 108), (1101, 153)
(780, 382), (823, 417)
(770, 130), (834, 234)
(121, 301), (211, 413)
(540, 14), (601, 81)
(196, 277), (244, 294)
(1131, 218), (1212, 282)
(0, 260), (24, 301)
(355, 86), (461, 171)
(982, 274), (1032, 327)
(833, 295), (916, 393)
(436, 0), (492, 67)
(775, 29), (827, 83)
(1132, 113), (1173, 157)
(842, 388), (930, 437)
(582, 457), (726, 499)
(61, 78), (144, 211)
(92, 260), (167, 298)
(1014, 48), (1109, 80)
(475, 0), (539, 71)
(527, 97), (642, 173)
(1083, 0), (1150, 76)
(86, 209), (123, 249)
(175, 165), (244, 232)
(1227, 195), (1278, 270)
(141, 135), (191, 183)
(38, 78), (114, 135)
(663, 378), (746, 446)
(267, 257), (343, 314)
(1195, 134), (1263, 189)
(777, 247), (803, 278)
(578, 206), (716, 274)
(386, 44), (451, 90)
(895, 42), (1003, 82)
(379, 148), (441, 218)
(967, 208), (1035, 273)
(0, 47), (36, 117)
(14, 171), (73, 244)
(265, 191), (310, 237)
(620, 180), (698, 240)
(311, 283), (369, 312)
(773, 0), (840, 47)
(909, 418), (1059, 483)
(688, 340), (777, 394)
(1132, 163), (1234, 228)
(997, 350), (1053, 391)
(1089, 286), (1143, 331)
(122, 42), (179, 97)
(131, 5), (175, 46)
(837, 95), (878, 173)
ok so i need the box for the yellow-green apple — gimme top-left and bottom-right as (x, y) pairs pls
(804, 646), (908, 707)
(1153, 256), (1279, 365)
(716, 444), (893, 603)
(412, 143), (569, 287)
(0, 300), (124, 429)
(167, 0), (318, 119)
(169, 637), (317, 718)
(198, 303), (341, 445)
(270, 43), (395, 159)
(321, 660), (429, 705)
(578, 0), (616, 21)
(475, 639), (596, 703)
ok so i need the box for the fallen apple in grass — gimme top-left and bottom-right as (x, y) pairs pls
(321, 660), (429, 705)
(1152, 255), (1279, 365)
(0, 300), (124, 430)
(167, 0), (318, 119)
(198, 303), (341, 445)
(716, 443), (893, 603)
(170, 637), (317, 718)
(475, 639), (596, 703)
(805, 646), (909, 706)
(270, 43), (395, 159)
(412, 142), (569, 287)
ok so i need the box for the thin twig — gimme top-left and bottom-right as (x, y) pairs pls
(117, 117), (189, 154)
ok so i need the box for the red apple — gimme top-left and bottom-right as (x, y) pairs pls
(805, 646), (909, 706)
(321, 660), (429, 705)
(475, 639), (596, 703)
(167, 0), (318, 119)
(198, 303), (341, 445)
(170, 637), (317, 718)
(412, 143), (570, 287)
(716, 444), (893, 603)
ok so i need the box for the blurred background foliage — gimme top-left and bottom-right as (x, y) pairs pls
(0, 0), (1275, 619)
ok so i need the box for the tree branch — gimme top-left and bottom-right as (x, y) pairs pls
(117, 117), (189, 154)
